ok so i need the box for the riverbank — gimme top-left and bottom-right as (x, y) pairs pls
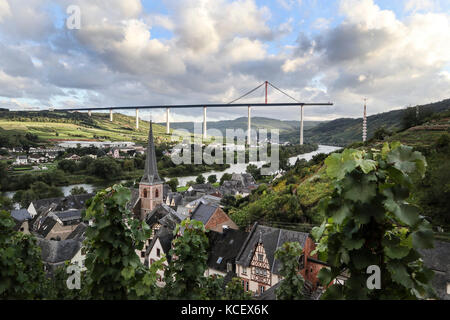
(3, 145), (341, 202)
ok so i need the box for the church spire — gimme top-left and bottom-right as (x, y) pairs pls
(141, 121), (163, 185)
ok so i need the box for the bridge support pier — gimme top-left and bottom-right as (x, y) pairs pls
(203, 106), (207, 139)
(110, 109), (113, 122)
(88, 110), (91, 117)
(136, 109), (139, 130)
(247, 106), (252, 145)
(166, 108), (170, 134)
(300, 105), (304, 145)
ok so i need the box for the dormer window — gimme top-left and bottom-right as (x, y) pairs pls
(143, 189), (148, 198)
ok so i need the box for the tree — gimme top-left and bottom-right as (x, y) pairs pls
(372, 127), (392, 141)
(88, 158), (121, 179)
(207, 174), (217, 184)
(312, 143), (435, 299)
(220, 173), (232, 185)
(275, 242), (305, 300)
(225, 277), (253, 300)
(196, 174), (206, 184)
(162, 219), (209, 299)
(0, 211), (48, 299)
(57, 159), (78, 173)
(167, 178), (179, 192)
(123, 159), (135, 172)
(83, 185), (163, 299)
(70, 186), (88, 195)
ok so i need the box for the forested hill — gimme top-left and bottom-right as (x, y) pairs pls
(158, 117), (322, 135)
(298, 99), (450, 146)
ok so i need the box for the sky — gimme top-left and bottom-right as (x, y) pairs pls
(0, 0), (449, 122)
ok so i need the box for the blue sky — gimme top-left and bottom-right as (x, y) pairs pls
(0, 0), (449, 122)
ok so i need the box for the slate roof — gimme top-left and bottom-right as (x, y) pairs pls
(191, 202), (218, 225)
(37, 238), (82, 264)
(55, 209), (82, 223)
(419, 240), (450, 273)
(235, 222), (310, 276)
(146, 226), (174, 262)
(32, 193), (94, 214)
(127, 188), (140, 211)
(66, 222), (88, 241)
(207, 228), (249, 273)
(257, 280), (321, 300)
(36, 216), (57, 238)
(141, 121), (163, 185)
(11, 209), (31, 221)
(145, 203), (186, 227)
(166, 192), (183, 207)
(419, 240), (450, 300)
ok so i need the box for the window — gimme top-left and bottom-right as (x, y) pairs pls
(242, 280), (249, 292)
(259, 286), (265, 294)
(143, 189), (148, 198)
(217, 257), (223, 264)
(157, 248), (161, 257)
(155, 189), (159, 197)
(141, 251), (145, 258)
(242, 267), (247, 275)
(258, 254), (263, 262)
(227, 263), (232, 273)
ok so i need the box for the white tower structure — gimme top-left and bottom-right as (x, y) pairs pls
(362, 99), (367, 142)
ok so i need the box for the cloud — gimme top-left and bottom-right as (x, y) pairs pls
(0, 0), (449, 123)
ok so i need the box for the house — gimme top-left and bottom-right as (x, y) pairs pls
(35, 211), (82, 241)
(108, 148), (121, 159)
(28, 154), (47, 164)
(13, 155), (27, 165)
(184, 194), (222, 210)
(146, 226), (174, 285)
(235, 223), (325, 296)
(205, 228), (248, 278)
(64, 154), (81, 161)
(186, 183), (216, 197)
(190, 202), (238, 233)
(11, 209), (32, 234)
(419, 240), (450, 300)
(165, 192), (183, 208)
(37, 238), (85, 273)
(138, 203), (188, 264)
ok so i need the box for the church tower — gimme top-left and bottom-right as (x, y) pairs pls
(139, 121), (164, 221)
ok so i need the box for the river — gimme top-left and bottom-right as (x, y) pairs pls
(3, 145), (341, 200)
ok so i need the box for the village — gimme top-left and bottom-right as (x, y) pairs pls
(8, 123), (449, 300)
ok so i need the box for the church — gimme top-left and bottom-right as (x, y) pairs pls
(130, 121), (165, 221)
(129, 122), (238, 233)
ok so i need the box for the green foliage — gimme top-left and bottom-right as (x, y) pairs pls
(162, 218), (209, 300)
(70, 186), (88, 195)
(225, 277), (253, 300)
(207, 174), (217, 184)
(275, 242), (305, 300)
(167, 178), (179, 192)
(196, 174), (206, 184)
(12, 181), (63, 207)
(83, 184), (162, 299)
(0, 211), (48, 299)
(313, 142), (435, 299)
(202, 275), (225, 300)
(220, 173), (232, 185)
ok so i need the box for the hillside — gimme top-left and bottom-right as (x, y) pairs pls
(158, 117), (322, 136)
(0, 111), (171, 146)
(229, 108), (450, 235)
(290, 99), (450, 146)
